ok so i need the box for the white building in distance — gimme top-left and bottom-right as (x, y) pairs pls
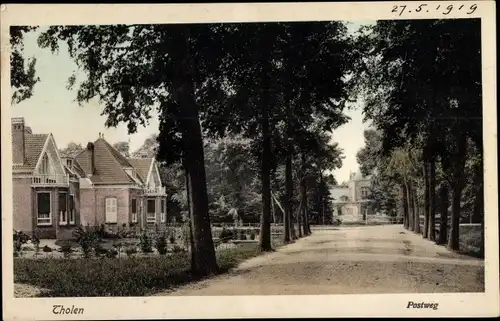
(330, 170), (373, 222)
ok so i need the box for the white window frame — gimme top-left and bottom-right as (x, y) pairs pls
(69, 194), (76, 224)
(36, 192), (52, 226)
(59, 192), (68, 225)
(131, 198), (138, 223)
(160, 199), (166, 223)
(105, 197), (118, 224)
(146, 199), (156, 223)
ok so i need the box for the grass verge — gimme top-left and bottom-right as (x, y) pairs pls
(14, 239), (284, 297)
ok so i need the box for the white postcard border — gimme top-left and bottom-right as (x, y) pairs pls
(1, 2), (498, 319)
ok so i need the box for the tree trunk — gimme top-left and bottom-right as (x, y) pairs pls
(290, 209), (297, 240)
(402, 184), (409, 229)
(300, 153), (311, 236)
(423, 163), (430, 238)
(412, 185), (421, 234)
(448, 132), (467, 251)
(406, 182), (414, 231)
(479, 208), (485, 258)
(256, 31), (274, 252)
(183, 164), (196, 268)
(299, 178), (308, 238)
(319, 172), (325, 225)
(303, 179), (311, 235)
(284, 98), (293, 243)
(472, 160), (483, 224)
(297, 194), (303, 238)
(259, 91), (273, 251)
(428, 157), (437, 242)
(284, 150), (293, 244)
(475, 160), (484, 257)
(438, 183), (449, 245)
(173, 26), (217, 276)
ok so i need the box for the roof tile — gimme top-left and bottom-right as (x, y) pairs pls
(127, 158), (153, 183)
(74, 138), (136, 185)
(12, 134), (48, 171)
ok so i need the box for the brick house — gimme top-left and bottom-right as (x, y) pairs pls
(11, 117), (81, 239)
(71, 134), (168, 232)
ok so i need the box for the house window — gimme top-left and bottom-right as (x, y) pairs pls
(59, 192), (68, 225)
(160, 199), (166, 223)
(146, 199), (156, 223)
(360, 187), (370, 199)
(66, 159), (73, 167)
(37, 192), (52, 226)
(40, 154), (49, 174)
(105, 197), (118, 223)
(69, 194), (75, 224)
(40, 153), (54, 175)
(131, 198), (138, 223)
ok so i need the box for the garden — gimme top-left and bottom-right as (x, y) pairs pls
(13, 225), (284, 297)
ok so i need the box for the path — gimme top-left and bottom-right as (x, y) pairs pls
(156, 225), (484, 295)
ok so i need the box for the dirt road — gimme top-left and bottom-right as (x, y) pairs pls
(157, 225), (484, 295)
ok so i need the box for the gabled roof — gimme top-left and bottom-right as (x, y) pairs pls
(72, 159), (86, 178)
(74, 138), (136, 185)
(12, 133), (49, 171)
(127, 158), (153, 183)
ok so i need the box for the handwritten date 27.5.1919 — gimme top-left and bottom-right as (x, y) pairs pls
(391, 4), (478, 16)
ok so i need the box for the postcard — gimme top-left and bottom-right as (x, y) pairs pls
(1, 2), (498, 319)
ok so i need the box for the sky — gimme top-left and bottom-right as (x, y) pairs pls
(12, 20), (374, 184)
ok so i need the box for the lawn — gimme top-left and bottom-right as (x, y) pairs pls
(14, 238), (284, 297)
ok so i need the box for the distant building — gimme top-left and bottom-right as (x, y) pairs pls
(330, 170), (373, 222)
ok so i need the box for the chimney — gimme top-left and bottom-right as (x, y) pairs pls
(86, 142), (95, 176)
(12, 117), (26, 165)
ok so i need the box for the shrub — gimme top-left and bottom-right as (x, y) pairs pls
(106, 248), (118, 258)
(139, 232), (154, 254)
(14, 254), (192, 296)
(155, 235), (168, 255)
(249, 231), (256, 240)
(14, 243), (269, 296)
(60, 242), (73, 258)
(94, 243), (108, 257)
(73, 226), (98, 258)
(219, 228), (233, 243)
(180, 223), (191, 250)
(125, 246), (137, 257)
(13, 231), (29, 254)
(113, 241), (123, 256)
(42, 245), (52, 253)
(172, 245), (186, 253)
(31, 233), (41, 256)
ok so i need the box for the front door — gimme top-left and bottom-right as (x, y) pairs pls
(146, 199), (156, 225)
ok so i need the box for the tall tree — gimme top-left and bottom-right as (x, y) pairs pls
(10, 26), (40, 104)
(113, 141), (130, 157)
(353, 19), (482, 252)
(59, 142), (84, 158)
(37, 24), (235, 275)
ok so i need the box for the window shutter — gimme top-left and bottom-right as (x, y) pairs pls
(105, 198), (118, 223)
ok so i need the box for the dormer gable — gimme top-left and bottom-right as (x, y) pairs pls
(146, 159), (162, 188)
(33, 134), (65, 176)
